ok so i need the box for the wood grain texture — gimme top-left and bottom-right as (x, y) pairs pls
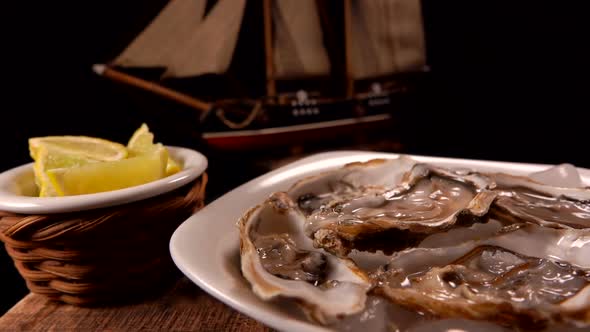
(0, 277), (272, 331)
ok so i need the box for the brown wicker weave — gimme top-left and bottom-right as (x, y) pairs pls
(0, 173), (207, 305)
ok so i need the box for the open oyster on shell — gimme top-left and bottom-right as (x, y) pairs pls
(238, 192), (371, 324)
(288, 158), (498, 257)
(373, 224), (590, 329)
(238, 156), (590, 329)
(489, 172), (590, 229)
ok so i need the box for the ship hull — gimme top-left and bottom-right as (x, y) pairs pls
(201, 87), (409, 150)
(203, 113), (393, 150)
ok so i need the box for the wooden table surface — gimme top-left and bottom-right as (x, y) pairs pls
(0, 277), (272, 331)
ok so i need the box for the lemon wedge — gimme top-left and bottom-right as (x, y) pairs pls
(46, 146), (168, 196)
(127, 123), (181, 176)
(29, 136), (127, 162)
(127, 123), (155, 156)
(33, 145), (98, 197)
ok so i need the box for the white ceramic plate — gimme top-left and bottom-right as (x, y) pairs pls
(169, 151), (590, 332)
(0, 146), (207, 214)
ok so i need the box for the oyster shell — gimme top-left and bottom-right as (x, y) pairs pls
(373, 224), (590, 329)
(289, 158), (497, 256)
(238, 192), (371, 324)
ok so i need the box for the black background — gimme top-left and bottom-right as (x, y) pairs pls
(1, 0), (588, 314)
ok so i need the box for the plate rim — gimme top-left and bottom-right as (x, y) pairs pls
(170, 150), (590, 332)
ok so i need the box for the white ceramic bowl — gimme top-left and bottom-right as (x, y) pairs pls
(0, 146), (207, 214)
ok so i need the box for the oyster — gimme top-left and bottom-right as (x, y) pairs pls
(373, 224), (590, 329)
(288, 157), (417, 216)
(238, 192), (371, 324)
(489, 172), (590, 229)
(289, 158), (497, 256)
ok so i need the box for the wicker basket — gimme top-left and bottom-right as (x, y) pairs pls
(0, 174), (207, 305)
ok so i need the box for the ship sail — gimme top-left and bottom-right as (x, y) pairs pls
(113, 0), (247, 78)
(164, 0), (246, 78)
(113, 0), (207, 69)
(271, 0), (331, 79)
(349, 0), (426, 79)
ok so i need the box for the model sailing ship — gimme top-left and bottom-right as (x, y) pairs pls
(94, 0), (427, 150)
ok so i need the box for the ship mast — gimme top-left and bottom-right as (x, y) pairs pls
(263, 0), (276, 98)
(344, 0), (355, 98)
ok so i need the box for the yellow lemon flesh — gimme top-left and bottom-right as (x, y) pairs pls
(29, 136), (127, 161)
(127, 123), (155, 156)
(127, 123), (181, 176)
(46, 146), (168, 196)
